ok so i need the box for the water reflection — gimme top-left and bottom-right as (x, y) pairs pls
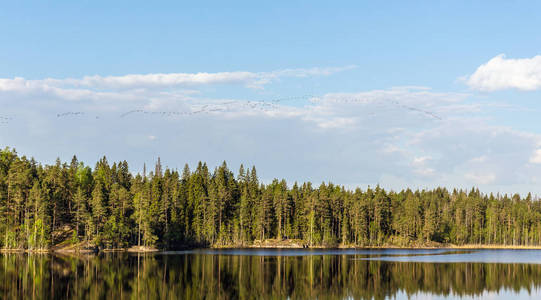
(2, 251), (541, 299)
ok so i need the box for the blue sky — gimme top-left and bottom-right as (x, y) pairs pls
(2, 1), (541, 194)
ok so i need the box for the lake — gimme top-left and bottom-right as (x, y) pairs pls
(2, 248), (541, 299)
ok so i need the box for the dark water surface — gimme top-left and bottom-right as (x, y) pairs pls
(2, 248), (541, 299)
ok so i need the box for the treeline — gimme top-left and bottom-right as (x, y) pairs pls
(1, 147), (541, 249)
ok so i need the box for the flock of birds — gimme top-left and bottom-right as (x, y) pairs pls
(313, 95), (442, 120)
(115, 94), (443, 121)
(0, 94), (442, 127)
(119, 95), (314, 118)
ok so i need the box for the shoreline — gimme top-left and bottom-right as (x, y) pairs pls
(211, 244), (541, 250)
(6, 244), (541, 253)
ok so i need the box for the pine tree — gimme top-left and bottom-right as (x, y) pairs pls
(90, 182), (107, 244)
(73, 187), (87, 240)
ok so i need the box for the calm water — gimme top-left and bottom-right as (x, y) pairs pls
(2, 249), (541, 299)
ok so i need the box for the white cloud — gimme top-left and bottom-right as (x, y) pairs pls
(411, 156), (435, 176)
(530, 149), (541, 164)
(0, 65), (355, 97)
(467, 54), (541, 91)
(413, 156), (431, 164)
(465, 172), (496, 185)
(313, 117), (357, 129)
(469, 155), (487, 163)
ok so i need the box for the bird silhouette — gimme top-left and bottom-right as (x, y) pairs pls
(56, 112), (85, 118)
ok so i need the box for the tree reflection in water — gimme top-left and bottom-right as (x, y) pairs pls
(1, 252), (541, 299)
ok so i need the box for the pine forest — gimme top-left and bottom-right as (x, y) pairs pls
(1, 147), (540, 251)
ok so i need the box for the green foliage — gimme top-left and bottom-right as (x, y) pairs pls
(2, 148), (541, 249)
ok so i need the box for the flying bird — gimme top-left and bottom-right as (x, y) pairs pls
(57, 112), (85, 118)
